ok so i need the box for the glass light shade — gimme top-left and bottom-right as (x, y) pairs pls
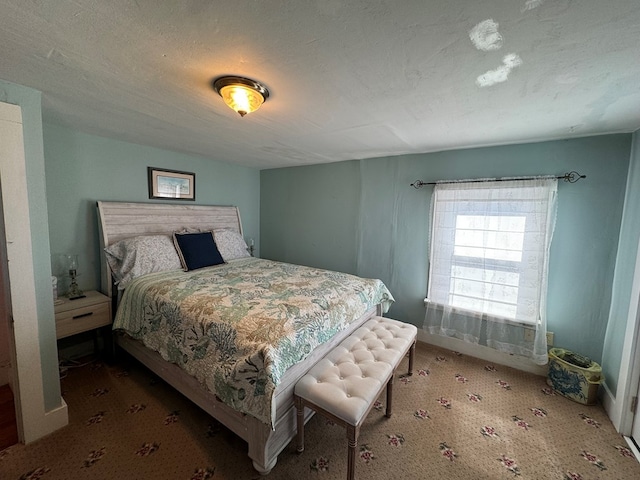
(65, 254), (78, 276)
(213, 76), (270, 117)
(219, 84), (264, 117)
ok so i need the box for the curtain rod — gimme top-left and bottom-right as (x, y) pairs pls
(410, 171), (586, 189)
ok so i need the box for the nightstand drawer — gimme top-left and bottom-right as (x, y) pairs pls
(55, 302), (111, 339)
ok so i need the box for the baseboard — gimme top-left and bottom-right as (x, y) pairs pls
(418, 330), (548, 377)
(625, 436), (640, 463)
(22, 398), (68, 444)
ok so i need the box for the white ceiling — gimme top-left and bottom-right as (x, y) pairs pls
(1, 1), (639, 169)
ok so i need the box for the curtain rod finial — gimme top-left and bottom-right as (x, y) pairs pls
(411, 180), (426, 189)
(563, 171), (586, 183)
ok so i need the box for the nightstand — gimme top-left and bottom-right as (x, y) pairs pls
(54, 290), (112, 340)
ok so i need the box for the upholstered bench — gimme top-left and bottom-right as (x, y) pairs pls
(294, 316), (417, 480)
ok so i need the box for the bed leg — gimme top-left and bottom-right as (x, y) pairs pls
(295, 396), (305, 453)
(247, 417), (279, 476)
(252, 458), (277, 476)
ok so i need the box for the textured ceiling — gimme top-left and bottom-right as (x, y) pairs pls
(1, 0), (639, 169)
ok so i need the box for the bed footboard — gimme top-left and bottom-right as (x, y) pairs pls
(115, 305), (381, 475)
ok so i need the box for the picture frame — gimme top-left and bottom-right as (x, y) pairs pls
(148, 167), (195, 201)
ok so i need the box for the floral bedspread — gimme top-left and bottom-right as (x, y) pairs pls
(113, 257), (394, 426)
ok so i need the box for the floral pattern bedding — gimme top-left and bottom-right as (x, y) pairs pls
(113, 257), (394, 426)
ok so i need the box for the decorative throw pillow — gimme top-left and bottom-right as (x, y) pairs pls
(173, 231), (225, 271)
(104, 235), (182, 290)
(213, 229), (251, 261)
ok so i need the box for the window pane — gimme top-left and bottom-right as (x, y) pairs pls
(456, 214), (526, 232)
(449, 294), (518, 319)
(454, 215), (526, 261)
(454, 245), (523, 262)
(451, 265), (520, 286)
(449, 265), (521, 320)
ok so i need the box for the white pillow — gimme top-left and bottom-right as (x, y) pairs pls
(213, 229), (251, 261)
(105, 235), (182, 289)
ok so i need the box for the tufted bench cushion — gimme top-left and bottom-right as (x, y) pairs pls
(294, 316), (417, 480)
(295, 316), (417, 424)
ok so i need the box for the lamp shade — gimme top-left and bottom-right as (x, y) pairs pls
(213, 76), (270, 117)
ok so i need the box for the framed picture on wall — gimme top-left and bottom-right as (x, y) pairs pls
(148, 167), (195, 201)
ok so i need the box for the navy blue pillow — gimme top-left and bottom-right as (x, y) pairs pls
(173, 231), (225, 271)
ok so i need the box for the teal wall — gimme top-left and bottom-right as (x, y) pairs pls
(44, 123), (260, 294)
(260, 161), (361, 272)
(0, 80), (61, 411)
(602, 130), (640, 394)
(2, 75), (633, 414)
(261, 135), (632, 365)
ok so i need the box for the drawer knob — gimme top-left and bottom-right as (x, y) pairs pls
(72, 312), (94, 320)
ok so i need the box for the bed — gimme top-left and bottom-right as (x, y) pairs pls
(96, 201), (394, 474)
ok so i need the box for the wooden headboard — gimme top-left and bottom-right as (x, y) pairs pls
(96, 201), (244, 298)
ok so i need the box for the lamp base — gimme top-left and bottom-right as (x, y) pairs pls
(67, 279), (84, 300)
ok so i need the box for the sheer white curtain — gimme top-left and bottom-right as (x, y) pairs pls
(424, 178), (557, 365)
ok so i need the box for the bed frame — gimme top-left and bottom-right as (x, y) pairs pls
(96, 201), (380, 474)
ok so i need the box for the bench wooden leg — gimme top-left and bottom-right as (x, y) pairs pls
(385, 374), (394, 418)
(295, 396), (305, 453)
(346, 424), (359, 480)
(408, 340), (416, 376)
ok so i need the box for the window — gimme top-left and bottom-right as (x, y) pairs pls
(449, 214), (525, 320)
(427, 179), (557, 326)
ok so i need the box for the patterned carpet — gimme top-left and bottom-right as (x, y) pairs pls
(1, 342), (640, 480)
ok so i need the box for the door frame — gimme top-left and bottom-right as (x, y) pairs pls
(615, 231), (640, 440)
(0, 101), (67, 442)
(0, 177), (19, 445)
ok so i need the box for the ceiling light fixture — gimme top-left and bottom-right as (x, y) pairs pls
(212, 76), (270, 117)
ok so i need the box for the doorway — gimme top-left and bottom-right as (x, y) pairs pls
(627, 284), (640, 455)
(625, 295), (640, 459)
(633, 388), (640, 451)
(618, 227), (640, 460)
(0, 180), (18, 450)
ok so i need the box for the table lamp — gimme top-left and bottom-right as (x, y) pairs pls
(65, 254), (85, 300)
